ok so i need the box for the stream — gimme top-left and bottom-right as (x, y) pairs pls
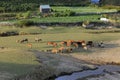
(55, 65), (120, 80)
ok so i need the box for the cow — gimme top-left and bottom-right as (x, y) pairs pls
(35, 37), (42, 42)
(19, 38), (28, 43)
(51, 48), (59, 54)
(58, 47), (65, 53)
(59, 41), (67, 46)
(47, 42), (58, 47)
(72, 40), (87, 50)
(86, 41), (94, 47)
(66, 48), (73, 53)
(66, 40), (74, 47)
(27, 43), (32, 48)
(98, 41), (105, 48)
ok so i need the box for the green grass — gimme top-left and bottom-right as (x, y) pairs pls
(0, 26), (120, 78)
(0, 14), (101, 23)
(52, 7), (117, 13)
(0, 49), (38, 76)
(29, 15), (100, 23)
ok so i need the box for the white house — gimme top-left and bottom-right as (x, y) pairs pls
(40, 5), (51, 13)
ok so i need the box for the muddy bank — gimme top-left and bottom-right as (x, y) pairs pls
(13, 50), (96, 80)
(55, 65), (120, 80)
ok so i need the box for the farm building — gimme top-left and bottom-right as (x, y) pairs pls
(40, 5), (51, 13)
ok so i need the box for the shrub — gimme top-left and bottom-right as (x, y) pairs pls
(0, 31), (18, 37)
(15, 20), (34, 28)
(51, 10), (76, 17)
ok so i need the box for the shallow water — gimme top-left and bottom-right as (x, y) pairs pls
(55, 65), (120, 80)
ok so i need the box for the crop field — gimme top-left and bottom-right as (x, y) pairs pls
(0, 6), (118, 23)
(29, 15), (100, 23)
(52, 7), (117, 13)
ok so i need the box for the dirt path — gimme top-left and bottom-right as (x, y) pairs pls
(31, 50), (95, 74)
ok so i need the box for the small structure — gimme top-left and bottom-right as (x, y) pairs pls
(100, 18), (109, 22)
(40, 5), (51, 13)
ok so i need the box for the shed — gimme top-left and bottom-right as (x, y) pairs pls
(40, 5), (51, 13)
(100, 18), (109, 22)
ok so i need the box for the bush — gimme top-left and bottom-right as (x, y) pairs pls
(51, 10), (76, 17)
(101, 5), (120, 10)
(15, 20), (34, 28)
(0, 31), (18, 37)
(117, 9), (120, 13)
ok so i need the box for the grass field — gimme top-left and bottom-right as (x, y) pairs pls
(0, 26), (120, 79)
(29, 15), (100, 23)
(52, 7), (117, 13)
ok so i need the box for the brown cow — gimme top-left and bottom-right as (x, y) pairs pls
(66, 40), (74, 47)
(66, 48), (73, 53)
(47, 42), (58, 47)
(51, 48), (59, 54)
(59, 41), (67, 46)
(27, 43), (32, 48)
(58, 47), (65, 53)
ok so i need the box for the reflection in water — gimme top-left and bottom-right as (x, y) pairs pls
(55, 65), (120, 80)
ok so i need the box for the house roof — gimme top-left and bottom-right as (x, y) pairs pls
(40, 5), (50, 9)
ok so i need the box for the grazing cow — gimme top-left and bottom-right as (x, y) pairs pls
(86, 41), (94, 47)
(72, 40), (87, 50)
(27, 43), (32, 48)
(59, 41), (67, 46)
(72, 42), (79, 48)
(51, 48), (59, 54)
(35, 37), (42, 42)
(66, 40), (74, 47)
(20, 38), (28, 43)
(82, 42), (87, 50)
(98, 41), (105, 48)
(58, 47), (65, 53)
(47, 42), (57, 47)
(66, 48), (73, 53)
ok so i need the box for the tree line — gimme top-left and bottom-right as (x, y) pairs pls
(99, 0), (120, 6)
(0, 0), (91, 12)
(0, 0), (119, 12)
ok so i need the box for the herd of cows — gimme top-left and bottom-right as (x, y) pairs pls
(16, 38), (105, 54)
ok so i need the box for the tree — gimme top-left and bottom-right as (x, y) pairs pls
(99, 0), (120, 6)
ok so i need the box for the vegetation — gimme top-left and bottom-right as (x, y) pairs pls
(0, 26), (120, 79)
(0, 0), (91, 12)
(99, 0), (120, 6)
(52, 6), (117, 13)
